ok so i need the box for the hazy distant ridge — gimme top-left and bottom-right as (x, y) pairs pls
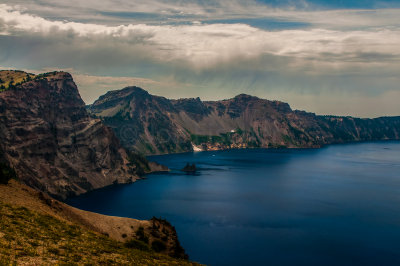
(89, 86), (400, 154)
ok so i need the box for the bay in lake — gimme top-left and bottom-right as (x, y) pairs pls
(66, 142), (400, 266)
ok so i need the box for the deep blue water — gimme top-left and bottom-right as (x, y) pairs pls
(67, 142), (400, 266)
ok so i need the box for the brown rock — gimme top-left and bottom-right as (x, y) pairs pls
(0, 71), (140, 199)
(89, 86), (400, 154)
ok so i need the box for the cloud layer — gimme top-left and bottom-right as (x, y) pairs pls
(0, 2), (400, 117)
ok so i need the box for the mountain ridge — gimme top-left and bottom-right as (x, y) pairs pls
(0, 71), (161, 199)
(0, 70), (192, 263)
(89, 86), (400, 155)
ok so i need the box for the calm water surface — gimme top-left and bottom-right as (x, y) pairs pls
(67, 142), (400, 265)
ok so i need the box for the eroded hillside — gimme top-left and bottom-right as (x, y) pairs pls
(0, 71), (153, 199)
(89, 86), (400, 154)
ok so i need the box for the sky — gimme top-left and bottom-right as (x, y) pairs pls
(1, 0), (400, 117)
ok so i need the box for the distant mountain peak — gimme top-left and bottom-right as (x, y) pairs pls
(89, 86), (400, 155)
(233, 93), (259, 100)
(121, 86), (148, 94)
(101, 86), (148, 99)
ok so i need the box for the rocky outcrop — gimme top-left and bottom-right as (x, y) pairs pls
(90, 86), (192, 154)
(0, 71), (143, 199)
(89, 87), (400, 154)
(181, 163), (197, 173)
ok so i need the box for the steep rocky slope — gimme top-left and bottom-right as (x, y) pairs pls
(89, 87), (192, 154)
(0, 71), (149, 199)
(89, 87), (400, 154)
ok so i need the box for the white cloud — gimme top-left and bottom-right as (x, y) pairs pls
(0, 0), (271, 22)
(272, 8), (400, 29)
(1, 3), (400, 117)
(1, 4), (400, 69)
(3, 0), (400, 29)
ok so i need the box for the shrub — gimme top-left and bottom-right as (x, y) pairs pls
(124, 239), (150, 251)
(151, 240), (167, 252)
(135, 227), (149, 243)
(127, 151), (150, 175)
(0, 162), (17, 185)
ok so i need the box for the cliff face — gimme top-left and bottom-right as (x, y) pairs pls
(89, 87), (400, 154)
(90, 87), (192, 154)
(0, 71), (140, 199)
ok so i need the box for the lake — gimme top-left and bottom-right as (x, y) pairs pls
(66, 142), (400, 265)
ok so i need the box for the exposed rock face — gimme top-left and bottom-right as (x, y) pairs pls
(89, 87), (400, 154)
(90, 87), (192, 154)
(0, 71), (140, 199)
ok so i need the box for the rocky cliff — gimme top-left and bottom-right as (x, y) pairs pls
(89, 87), (400, 154)
(0, 71), (144, 199)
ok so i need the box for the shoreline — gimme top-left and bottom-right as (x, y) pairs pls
(145, 139), (400, 157)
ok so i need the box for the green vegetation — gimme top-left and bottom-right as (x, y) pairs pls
(151, 240), (167, 252)
(144, 142), (155, 154)
(135, 226), (149, 244)
(127, 226), (167, 254)
(150, 217), (188, 259)
(0, 201), (196, 265)
(127, 151), (150, 175)
(268, 143), (286, 149)
(287, 122), (307, 145)
(0, 70), (35, 91)
(33, 71), (60, 80)
(124, 239), (151, 251)
(190, 133), (231, 146)
(190, 127), (261, 148)
(109, 109), (131, 121)
(282, 134), (293, 144)
(247, 140), (260, 148)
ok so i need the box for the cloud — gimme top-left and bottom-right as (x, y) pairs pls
(3, 0), (400, 29)
(0, 3), (400, 117)
(0, 0), (269, 24)
(1, 4), (400, 69)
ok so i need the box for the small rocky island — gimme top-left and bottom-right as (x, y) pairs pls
(181, 163), (197, 173)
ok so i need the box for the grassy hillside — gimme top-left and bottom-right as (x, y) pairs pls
(0, 180), (198, 265)
(0, 70), (35, 91)
(0, 201), (196, 265)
